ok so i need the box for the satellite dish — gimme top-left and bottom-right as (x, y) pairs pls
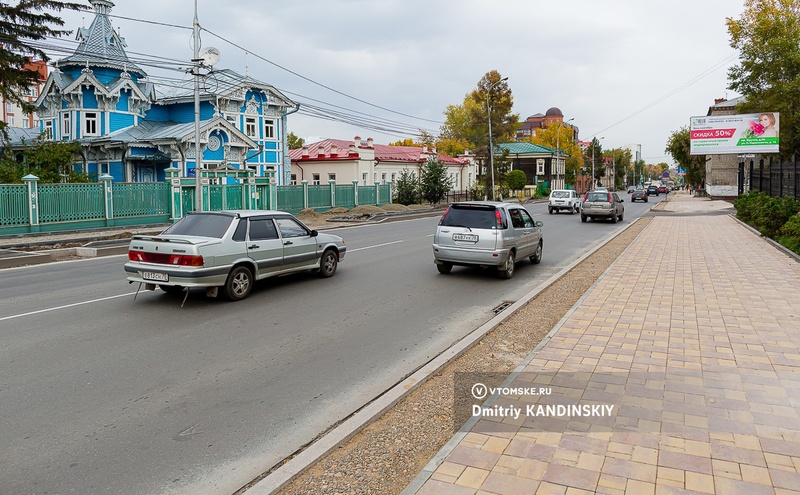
(199, 47), (221, 66)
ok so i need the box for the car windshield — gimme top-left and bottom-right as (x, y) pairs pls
(551, 191), (569, 198)
(440, 205), (506, 230)
(161, 213), (234, 238)
(586, 193), (610, 202)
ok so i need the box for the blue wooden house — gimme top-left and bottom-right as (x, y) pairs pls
(31, 0), (297, 184)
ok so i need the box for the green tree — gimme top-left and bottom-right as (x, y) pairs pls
(603, 148), (632, 190)
(394, 168), (419, 205)
(582, 137), (606, 187)
(420, 156), (453, 204)
(666, 126), (706, 187)
(506, 169), (527, 192)
(389, 138), (417, 147)
(0, 137), (82, 183)
(727, 0), (800, 155)
(287, 132), (304, 150)
(0, 0), (83, 140)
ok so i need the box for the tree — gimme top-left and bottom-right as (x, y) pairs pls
(389, 138), (417, 147)
(666, 126), (706, 186)
(0, 136), (82, 183)
(0, 1), (83, 140)
(506, 169), (527, 192)
(419, 156), (453, 204)
(525, 122), (584, 187)
(582, 137), (606, 187)
(287, 132), (305, 150)
(727, 0), (800, 155)
(604, 148), (632, 189)
(394, 168), (419, 205)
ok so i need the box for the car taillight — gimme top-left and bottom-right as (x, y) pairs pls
(607, 193), (613, 202)
(495, 209), (503, 227)
(440, 206), (450, 223)
(127, 250), (203, 266)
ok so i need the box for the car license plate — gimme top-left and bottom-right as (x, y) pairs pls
(142, 271), (168, 282)
(452, 233), (478, 242)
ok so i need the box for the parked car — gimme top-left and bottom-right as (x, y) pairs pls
(124, 210), (346, 302)
(627, 186), (636, 194)
(580, 191), (624, 223)
(630, 189), (648, 202)
(646, 185), (659, 196)
(548, 189), (581, 214)
(432, 201), (543, 279)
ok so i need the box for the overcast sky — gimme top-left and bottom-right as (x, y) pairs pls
(53, 0), (746, 165)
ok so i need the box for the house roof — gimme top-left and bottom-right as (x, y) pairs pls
(155, 69), (295, 109)
(289, 138), (467, 165)
(56, 0), (146, 78)
(497, 142), (556, 155)
(4, 127), (42, 146)
(79, 117), (258, 149)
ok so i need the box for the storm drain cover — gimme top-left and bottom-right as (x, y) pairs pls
(493, 301), (514, 315)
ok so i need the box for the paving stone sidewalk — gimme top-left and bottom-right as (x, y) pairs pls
(406, 191), (800, 495)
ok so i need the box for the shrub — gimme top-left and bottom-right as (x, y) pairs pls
(733, 190), (769, 223)
(753, 195), (800, 238)
(777, 214), (800, 254)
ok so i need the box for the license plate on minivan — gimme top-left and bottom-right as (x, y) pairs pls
(452, 233), (478, 242)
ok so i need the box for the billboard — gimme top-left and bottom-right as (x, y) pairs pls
(689, 113), (779, 155)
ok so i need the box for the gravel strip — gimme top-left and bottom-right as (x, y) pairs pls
(266, 217), (652, 495)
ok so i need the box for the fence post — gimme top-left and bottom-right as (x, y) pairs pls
(759, 159), (764, 192)
(22, 174), (39, 228)
(165, 167), (183, 221)
(301, 180), (309, 210)
(352, 179), (359, 206)
(386, 181), (393, 204)
(99, 173), (114, 220)
(329, 179), (336, 207)
(374, 181), (380, 205)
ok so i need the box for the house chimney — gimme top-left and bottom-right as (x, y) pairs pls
(714, 97), (727, 105)
(331, 145), (338, 156)
(317, 147), (325, 157)
(366, 137), (373, 147)
(301, 146), (309, 158)
(422, 145), (428, 153)
(354, 135), (361, 147)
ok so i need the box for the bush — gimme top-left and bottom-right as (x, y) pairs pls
(733, 190), (769, 223)
(753, 195), (800, 238)
(777, 214), (800, 254)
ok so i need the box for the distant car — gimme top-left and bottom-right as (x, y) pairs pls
(646, 185), (659, 196)
(630, 189), (648, 202)
(627, 186), (636, 194)
(657, 185), (669, 194)
(433, 201), (543, 279)
(548, 189), (581, 214)
(125, 210), (346, 301)
(580, 191), (624, 223)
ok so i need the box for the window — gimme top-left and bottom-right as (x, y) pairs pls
(232, 220), (248, 242)
(43, 120), (52, 140)
(290, 173), (297, 185)
(381, 173), (386, 184)
(100, 163), (110, 175)
(245, 117), (257, 138)
(391, 173), (396, 183)
(328, 173), (336, 182)
(312, 173), (320, 185)
(362, 172), (368, 185)
(536, 158), (545, 175)
(84, 112), (98, 136)
(248, 218), (279, 241)
(276, 217), (308, 238)
(62, 112), (70, 139)
(264, 119), (275, 139)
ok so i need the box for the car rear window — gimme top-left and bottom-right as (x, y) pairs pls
(440, 205), (507, 229)
(586, 193), (610, 202)
(161, 213), (234, 238)
(551, 191), (569, 198)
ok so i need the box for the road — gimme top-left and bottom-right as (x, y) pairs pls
(0, 195), (661, 494)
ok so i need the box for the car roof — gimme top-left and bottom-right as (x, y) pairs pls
(451, 201), (519, 208)
(186, 209), (294, 218)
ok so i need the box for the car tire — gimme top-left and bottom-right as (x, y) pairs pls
(498, 251), (515, 279)
(223, 266), (253, 301)
(645, 198), (648, 202)
(611, 213), (618, 223)
(159, 285), (184, 295)
(548, 208), (553, 214)
(318, 249), (338, 278)
(581, 214), (587, 223)
(530, 241), (543, 264)
(436, 262), (453, 274)
(574, 204), (580, 213)
(619, 213), (624, 222)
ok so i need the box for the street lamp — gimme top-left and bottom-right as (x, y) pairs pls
(556, 117), (574, 189)
(487, 76), (508, 201)
(591, 136), (604, 191)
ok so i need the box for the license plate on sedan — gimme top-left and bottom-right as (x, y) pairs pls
(142, 271), (168, 282)
(452, 233), (478, 242)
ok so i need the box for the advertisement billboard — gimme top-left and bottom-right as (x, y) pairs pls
(689, 113), (779, 155)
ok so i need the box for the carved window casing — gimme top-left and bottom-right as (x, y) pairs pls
(84, 112), (98, 136)
(264, 119), (275, 139)
(245, 117), (257, 138)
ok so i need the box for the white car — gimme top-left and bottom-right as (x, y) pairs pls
(548, 189), (581, 214)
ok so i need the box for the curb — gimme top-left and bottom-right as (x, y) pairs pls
(0, 244), (128, 269)
(729, 214), (800, 263)
(245, 217), (645, 495)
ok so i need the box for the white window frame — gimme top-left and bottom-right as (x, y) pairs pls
(43, 120), (53, 140)
(61, 112), (70, 140)
(328, 173), (336, 182)
(84, 111), (98, 136)
(536, 158), (545, 176)
(312, 173), (320, 185)
(264, 119), (275, 140)
(245, 117), (257, 138)
(290, 173), (297, 185)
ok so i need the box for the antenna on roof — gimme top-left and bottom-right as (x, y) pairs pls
(245, 52), (249, 77)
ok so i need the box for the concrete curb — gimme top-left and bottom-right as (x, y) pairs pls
(729, 214), (800, 263)
(246, 217), (645, 495)
(0, 244), (128, 269)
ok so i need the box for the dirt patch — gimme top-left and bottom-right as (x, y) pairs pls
(380, 204), (411, 212)
(349, 205), (386, 214)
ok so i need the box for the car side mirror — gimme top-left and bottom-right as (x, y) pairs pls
(310, 230), (318, 237)
(619, 199), (624, 203)
(535, 220), (543, 228)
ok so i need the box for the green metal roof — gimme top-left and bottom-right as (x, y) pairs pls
(496, 142), (557, 155)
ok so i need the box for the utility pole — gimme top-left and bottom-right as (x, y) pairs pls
(193, 0), (203, 211)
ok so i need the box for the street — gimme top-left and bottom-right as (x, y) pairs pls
(0, 196), (661, 494)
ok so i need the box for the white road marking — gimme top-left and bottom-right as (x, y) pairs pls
(348, 240), (403, 252)
(0, 292), (137, 322)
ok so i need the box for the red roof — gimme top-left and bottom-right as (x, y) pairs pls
(289, 138), (466, 165)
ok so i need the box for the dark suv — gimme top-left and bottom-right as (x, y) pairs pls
(646, 185), (659, 196)
(433, 202), (543, 279)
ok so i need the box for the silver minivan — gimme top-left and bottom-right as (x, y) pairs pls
(432, 201), (543, 279)
(580, 191), (624, 223)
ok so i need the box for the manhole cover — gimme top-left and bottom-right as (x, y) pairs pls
(493, 301), (514, 315)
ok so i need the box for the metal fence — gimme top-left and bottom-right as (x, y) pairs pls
(747, 155), (800, 200)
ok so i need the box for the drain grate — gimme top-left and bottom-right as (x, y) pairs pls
(492, 301), (514, 315)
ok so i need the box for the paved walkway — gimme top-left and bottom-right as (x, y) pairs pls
(405, 191), (800, 495)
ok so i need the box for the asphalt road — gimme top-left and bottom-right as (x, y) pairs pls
(0, 195), (662, 494)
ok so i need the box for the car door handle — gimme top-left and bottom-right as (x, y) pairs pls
(284, 241), (293, 246)
(248, 244), (259, 249)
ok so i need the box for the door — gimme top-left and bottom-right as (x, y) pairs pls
(275, 216), (318, 272)
(246, 217), (284, 278)
(508, 207), (535, 258)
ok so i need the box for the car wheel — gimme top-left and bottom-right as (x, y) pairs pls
(574, 204), (580, 213)
(159, 285), (184, 295)
(548, 208), (553, 214)
(318, 249), (338, 278)
(530, 241), (543, 264)
(223, 266), (253, 301)
(611, 213), (618, 223)
(581, 214), (587, 223)
(498, 251), (515, 279)
(619, 213), (624, 222)
(645, 198), (648, 202)
(436, 262), (453, 274)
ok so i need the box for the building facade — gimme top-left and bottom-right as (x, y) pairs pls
(22, 0), (296, 183)
(1, 59), (47, 130)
